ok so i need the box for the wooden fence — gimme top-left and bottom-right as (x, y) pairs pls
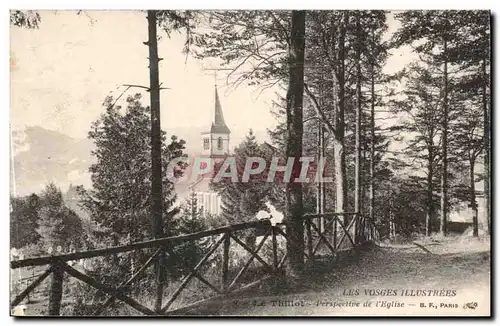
(10, 213), (380, 316)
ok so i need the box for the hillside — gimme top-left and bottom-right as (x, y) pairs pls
(10, 126), (268, 197)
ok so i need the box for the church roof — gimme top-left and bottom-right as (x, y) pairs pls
(210, 86), (231, 135)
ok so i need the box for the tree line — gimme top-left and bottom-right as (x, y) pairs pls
(184, 10), (490, 274)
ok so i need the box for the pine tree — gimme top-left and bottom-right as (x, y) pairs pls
(191, 11), (289, 88)
(393, 10), (465, 236)
(80, 94), (187, 245)
(302, 11), (350, 222)
(76, 94), (188, 303)
(36, 183), (83, 250)
(211, 130), (271, 222)
(10, 194), (41, 248)
(445, 11), (490, 235)
(450, 99), (484, 236)
(392, 10), (490, 236)
(390, 63), (443, 236)
(169, 192), (209, 277)
(362, 11), (391, 228)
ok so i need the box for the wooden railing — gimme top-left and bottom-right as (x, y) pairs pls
(302, 212), (380, 261)
(10, 213), (380, 316)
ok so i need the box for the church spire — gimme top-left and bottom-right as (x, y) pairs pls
(211, 85), (231, 134)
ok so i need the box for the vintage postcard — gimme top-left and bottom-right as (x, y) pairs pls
(9, 9), (491, 317)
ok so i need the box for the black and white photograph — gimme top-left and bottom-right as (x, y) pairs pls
(9, 9), (491, 317)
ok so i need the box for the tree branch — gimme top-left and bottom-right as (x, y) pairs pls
(303, 83), (338, 140)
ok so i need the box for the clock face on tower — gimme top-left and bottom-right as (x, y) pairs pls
(201, 85), (230, 158)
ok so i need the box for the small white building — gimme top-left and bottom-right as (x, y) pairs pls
(195, 191), (222, 217)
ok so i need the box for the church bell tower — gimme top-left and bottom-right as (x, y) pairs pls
(201, 85), (231, 158)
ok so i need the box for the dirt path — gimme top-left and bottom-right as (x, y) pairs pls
(183, 237), (490, 316)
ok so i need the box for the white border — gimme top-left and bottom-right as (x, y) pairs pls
(2, 1), (498, 325)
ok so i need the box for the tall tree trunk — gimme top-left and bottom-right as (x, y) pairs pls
(389, 194), (396, 239)
(482, 58), (490, 235)
(354, 13), (362, 242)
(470, 159), (478, 237)
(426, 148), (434, 236)
(440, 36), (448, 237)
(369, 45), (375, 226)
(316, 122), (325, 231)
(285, 10), (305, 276)
(334, 11), (348, 219)
(147, 10), (165, 312)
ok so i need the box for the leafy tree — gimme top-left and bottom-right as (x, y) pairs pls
(392, 10), (466, 235)
(75, 94), (188, 306)
(362, 12), (391, 226)
(36, 183), (83, 250)
(79, 94), (187, 245)
(392, 10), (491, 236)
(169, 192), (210, 277)
(191, 11), (289, 88)
(284, 10), (306, 274)
(10, 194), (41, 248)
(376, 175), (429, 238)
(10, 10), (41, 28)
(446, 11), (491, 235)
(390, 63), (443, 236)
(450, 94), (484, 237)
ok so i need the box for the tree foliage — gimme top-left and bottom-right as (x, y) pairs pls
(36, 183), (83, 250)
(10, 10), (41, 29)
(10, 194), (41, 249)
(169, 192), (210, 277)
(79, 94), (187, 245)
(72, 94), (188, 308)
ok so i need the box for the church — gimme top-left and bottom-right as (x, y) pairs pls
(189, 85), (231, 217)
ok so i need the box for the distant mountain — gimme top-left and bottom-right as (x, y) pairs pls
(10, 125), (269, 197)
(11, 126), (94, 196)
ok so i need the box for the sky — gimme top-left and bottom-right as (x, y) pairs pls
(10, 10), (285, 146)
(10, 10), (413, 149)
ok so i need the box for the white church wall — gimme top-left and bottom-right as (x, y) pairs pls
(195, 191), (222, 217)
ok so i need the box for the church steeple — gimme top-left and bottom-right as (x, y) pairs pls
(211, 86), (231, 134)
(201, 84), (231, 158)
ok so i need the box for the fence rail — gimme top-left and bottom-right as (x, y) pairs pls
(10, 213), (380, 316)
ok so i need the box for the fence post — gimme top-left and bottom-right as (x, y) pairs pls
(222, 232), (230, 293)
(306, 219), (314, 263)
(355, 214), (360, 245)
(48, 262), (64, 316)
(371, 220), (375, 241)
(359, 216), (368, 243)
(271, 226), (279, 272)
(362, 215), (366, 243)
(25, 279), (30, 303)
(333, 217), (338, 256)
